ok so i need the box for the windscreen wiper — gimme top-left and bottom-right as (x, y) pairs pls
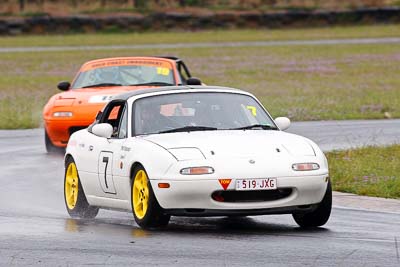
(230, 124), (278, 130)
(82, 83), (122, 88)
(159, 126), (218, 134)
(130, 82), (174, 86)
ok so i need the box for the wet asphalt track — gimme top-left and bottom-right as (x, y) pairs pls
(0, 120), (399, 266)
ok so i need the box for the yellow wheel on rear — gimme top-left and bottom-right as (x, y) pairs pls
(64, 157), (99, 219)
(133, 170), (149, 219)
(65, 162), (79, 210)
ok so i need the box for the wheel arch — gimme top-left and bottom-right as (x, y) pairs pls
(129, 162), (145, 185)
(64, 153), (73, 167)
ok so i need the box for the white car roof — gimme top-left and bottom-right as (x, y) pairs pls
(113, 85), (246, 101)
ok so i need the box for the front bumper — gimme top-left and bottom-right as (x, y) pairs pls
(164, 204), (318, 217)
(45, 120), (92, 147)
(150, 174), (328, 215)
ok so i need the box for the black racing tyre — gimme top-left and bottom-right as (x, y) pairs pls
(64, 157), (99, 219)
(131, 166), (170, 229)
(293, 181), (332, 228)
(45, 130), (64, 154)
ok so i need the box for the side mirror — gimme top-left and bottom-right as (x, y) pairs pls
(186, 77), (202, 85)
(57, 81), (71, 91)
(274, 117), (291, 131)
(92, 123), (113, 138)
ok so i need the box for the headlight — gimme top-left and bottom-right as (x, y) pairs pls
(53, 111), (73, 117)
(292, 163), (320, 171)
(180, 167), (214, 175)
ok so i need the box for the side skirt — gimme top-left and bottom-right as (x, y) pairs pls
(86, 195), (130, 211)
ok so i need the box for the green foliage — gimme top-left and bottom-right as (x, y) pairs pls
(20, 11), (49, 17)
(327, 145), (400, 198)
(134, 0), (147, 9)
(4, 0), (399, 15)
(182, 0), (202, 6)
(82, 7), (139, 15)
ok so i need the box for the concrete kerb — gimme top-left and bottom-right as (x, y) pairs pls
(333, 191), (400, 214)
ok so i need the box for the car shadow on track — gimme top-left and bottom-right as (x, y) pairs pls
(165, 216), (330, 235)
(63, 214), (330, 238)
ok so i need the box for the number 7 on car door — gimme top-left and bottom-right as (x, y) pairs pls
(98, 151), (116, 194)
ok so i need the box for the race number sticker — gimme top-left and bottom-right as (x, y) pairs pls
(157, 67), (170, 76)
(246, 105), (257, 116)
(88, 95), (114, 103)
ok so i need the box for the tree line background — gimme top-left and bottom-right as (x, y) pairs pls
(0, 0), (395, 14)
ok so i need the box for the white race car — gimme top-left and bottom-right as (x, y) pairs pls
(64, 86), (331, 229)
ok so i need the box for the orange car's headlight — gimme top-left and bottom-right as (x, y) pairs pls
(53, 111), (73, 117)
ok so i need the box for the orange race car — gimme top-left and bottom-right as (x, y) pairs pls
(43, 56), (200, 152)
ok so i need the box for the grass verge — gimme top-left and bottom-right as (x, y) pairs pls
(0, 25), (400, 47)
(327, 145), (400, 199)
(0, 25), (399, 128)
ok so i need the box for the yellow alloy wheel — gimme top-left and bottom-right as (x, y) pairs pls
(133, 170), (149, 219)
(65, 162), (79, 210)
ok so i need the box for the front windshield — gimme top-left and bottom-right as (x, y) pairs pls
(133, 92), (276, 135)
(72, 64), (175, 89)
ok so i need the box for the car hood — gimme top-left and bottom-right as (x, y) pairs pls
(52, 86), (157, 106)
(142, 130), (316, 159)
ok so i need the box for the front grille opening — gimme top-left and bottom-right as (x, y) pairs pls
(211, 188), (292, 203)
(298, 205), (311, 209)
(184, 209), (205, 213)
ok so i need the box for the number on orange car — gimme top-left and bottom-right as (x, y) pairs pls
(157, 67), (170, 76)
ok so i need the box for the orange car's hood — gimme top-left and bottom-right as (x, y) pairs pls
(53, 86), (155, 106)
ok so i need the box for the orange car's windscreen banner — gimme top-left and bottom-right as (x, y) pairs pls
(81, 59), (173, 72)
